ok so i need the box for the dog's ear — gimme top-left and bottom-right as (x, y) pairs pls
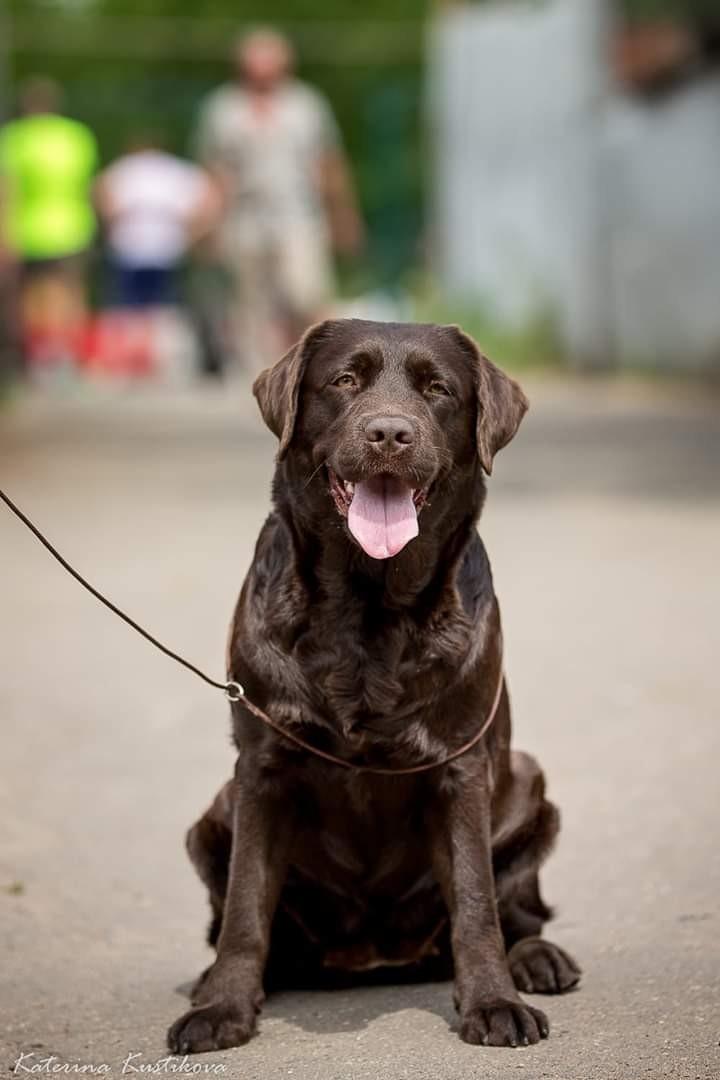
(446, 325), (529, 475)
(253, 321), (332, 460)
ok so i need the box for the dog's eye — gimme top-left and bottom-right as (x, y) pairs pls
(426, 380), (450, 397)
(332, 372), (357, 389)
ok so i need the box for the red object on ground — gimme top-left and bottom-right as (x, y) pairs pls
(81, 312), (155, 377)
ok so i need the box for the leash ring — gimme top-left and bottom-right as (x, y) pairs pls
(225, 681), (245, 703)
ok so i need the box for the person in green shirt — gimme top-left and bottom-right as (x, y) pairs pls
(0, 77), (98, 373)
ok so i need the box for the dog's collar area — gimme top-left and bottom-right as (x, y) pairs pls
(1, 484), (503, 778)
(225, 663), (505, 777)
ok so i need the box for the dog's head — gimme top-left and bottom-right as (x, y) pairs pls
(254, 319), (527, 561)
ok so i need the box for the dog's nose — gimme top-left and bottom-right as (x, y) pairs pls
(364, 416), (415, 450)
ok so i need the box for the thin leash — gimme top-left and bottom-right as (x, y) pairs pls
(0, 485), (504, 776)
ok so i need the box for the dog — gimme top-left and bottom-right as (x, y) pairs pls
(167, 319), (580, 1054)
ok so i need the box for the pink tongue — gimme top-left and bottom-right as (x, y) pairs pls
(348, 475), (418, 560)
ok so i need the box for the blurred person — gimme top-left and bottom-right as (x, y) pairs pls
(95, 132), (222, 379)
(96, 132), (220, 313)
(194, 27), (364, 372)
(0, 77), (98, 379)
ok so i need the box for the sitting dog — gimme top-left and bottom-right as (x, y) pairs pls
(168, 319), (580, 1054)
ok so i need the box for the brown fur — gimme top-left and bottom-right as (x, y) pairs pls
(167, 320), (580, 1054)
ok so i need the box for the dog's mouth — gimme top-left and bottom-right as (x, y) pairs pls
(328, 468), (428, 561)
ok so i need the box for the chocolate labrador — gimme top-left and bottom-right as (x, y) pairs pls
(167, 319), (580, 1054)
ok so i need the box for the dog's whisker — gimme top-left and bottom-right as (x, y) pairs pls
(303, 459), (329, 490)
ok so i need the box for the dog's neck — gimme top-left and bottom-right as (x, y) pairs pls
(273, 461), (486, 609)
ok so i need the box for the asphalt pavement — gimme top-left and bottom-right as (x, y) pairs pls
(1, 374), (718, 1080)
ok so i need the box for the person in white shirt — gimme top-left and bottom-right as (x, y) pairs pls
(96, 135), (220, 310)
(194, 28), (364, 371)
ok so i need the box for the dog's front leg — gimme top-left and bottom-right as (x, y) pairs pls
(167, 765), (290, 1054)
(431, 768), (549, 1047)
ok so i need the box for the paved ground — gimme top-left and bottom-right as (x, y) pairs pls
(1, 375), (719, 1080)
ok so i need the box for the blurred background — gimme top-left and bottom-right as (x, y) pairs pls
(1, 2), (719, 1078)
(1, 0), (720, 382)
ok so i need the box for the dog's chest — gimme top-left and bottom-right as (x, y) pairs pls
(293, 605), (441, 738)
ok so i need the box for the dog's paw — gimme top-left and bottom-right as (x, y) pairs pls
(508, 937), (581, 995)
(459, 999), (549, 1047)
(167, 1000), (258, 1054)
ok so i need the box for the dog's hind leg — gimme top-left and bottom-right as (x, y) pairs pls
(493, 752), (581, 996)
(500, 872), (553, 947)
(501, 873), (580, 995)
(185, 780), (234, 951)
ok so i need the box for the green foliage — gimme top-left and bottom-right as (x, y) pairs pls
(619, 0), (719, 20)
(6, 0), (428, 283)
